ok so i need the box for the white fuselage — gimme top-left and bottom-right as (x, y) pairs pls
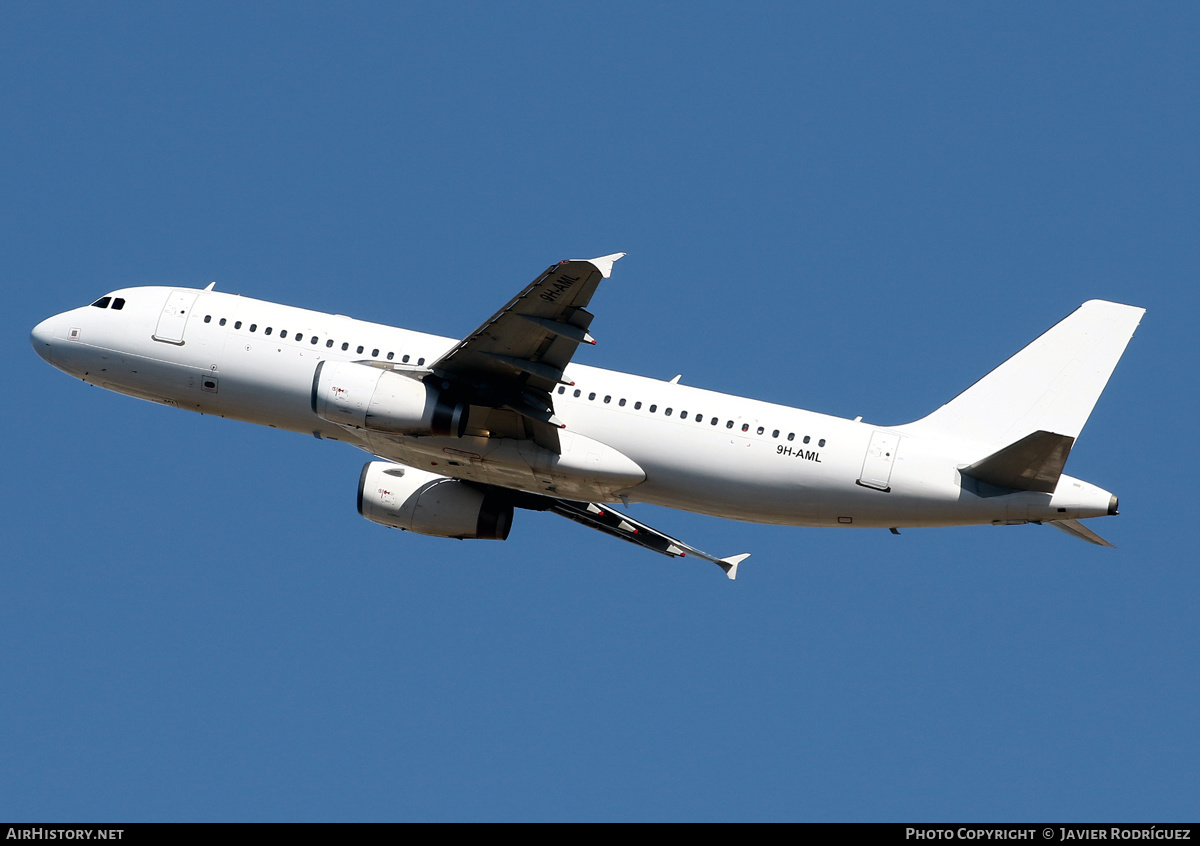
(31, 286), (1117, 530)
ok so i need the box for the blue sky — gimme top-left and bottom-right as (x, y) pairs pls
(4, 2), (1197, 821)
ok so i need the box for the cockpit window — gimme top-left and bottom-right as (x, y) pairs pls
(111, 298), (125, 310)
(91, 296), (112, 309)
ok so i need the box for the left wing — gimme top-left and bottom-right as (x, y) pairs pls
(430, 253), (624, 450)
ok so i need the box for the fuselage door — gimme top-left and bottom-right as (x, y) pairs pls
(153, 290), (198, 345)
(858, 430), (900, 492)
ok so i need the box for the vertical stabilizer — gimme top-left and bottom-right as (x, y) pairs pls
(906, 300), (1144, 451)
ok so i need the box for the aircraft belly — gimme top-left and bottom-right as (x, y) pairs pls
(574, 414), (842, 524)
(358, 430), (646, 502)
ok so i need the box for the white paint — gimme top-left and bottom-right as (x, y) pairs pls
(30, 257), (1145, 575)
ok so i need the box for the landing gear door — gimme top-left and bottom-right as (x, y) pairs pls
(858, 430), (900, 492)
(153, 290), (198, 345)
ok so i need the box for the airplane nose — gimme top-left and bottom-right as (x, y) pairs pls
(30, 317), (56, 365)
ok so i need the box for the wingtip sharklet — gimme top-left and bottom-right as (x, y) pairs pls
(719, 553), (751, 580)
(575, 252), (626, 278)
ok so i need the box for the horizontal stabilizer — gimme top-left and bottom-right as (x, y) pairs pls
(1046, 519), (1115, 548)
(961, 430), (1074, 493)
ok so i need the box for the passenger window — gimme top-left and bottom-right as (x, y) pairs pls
(281, 330), (288, 339)
(325, 339), (332, 347)
(787, 433), (795, 441)
(249, 324), (257, 332)
(757, 426), (764, 435)
(112, 298), (125, 310)
(742, 424), (749, 432)
(634, 402), (642, 410)
(726, 420), (734, 429)
(356, 346), (364, 354)
(341, 342), (348, 350)
(588, 392), (596, 400)
(402, 355), (410, 363)
(772, 430), (779, 438)
(819, 439), (826, 447)
(604, 395), (611, 403)
(265, 327), (273, 336)
(680, 411), (688, 420)
(235, 321), (242, 329)
(558, 387), (565, 395)
(387, 352), (394, 360)
(803, 436), (810, 444)
(665, 408), (673, 416)
(573, 389), (581, 397)
(711, 417), (718, 425)
(91, 297), (111, 309)
(372, 348), (380, 357)
(418, 358), (425, 365)
(203, 315), (211, 323)
(618, 398), (626, 407)
(219, 318), (227, 326)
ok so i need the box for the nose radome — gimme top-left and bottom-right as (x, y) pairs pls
(30, 317), (56, 364)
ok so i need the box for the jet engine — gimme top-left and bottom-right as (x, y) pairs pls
(357, 461), (512, 540)
(312, 360), (469, 437)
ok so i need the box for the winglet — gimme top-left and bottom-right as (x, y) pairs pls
(719, 553), (750, 580)
(577, 253), (626, 279)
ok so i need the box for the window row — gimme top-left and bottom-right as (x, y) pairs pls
(556, 385), (827, 446)
(203, 314), (425, 364)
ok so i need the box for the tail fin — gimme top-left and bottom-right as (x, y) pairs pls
(905, 300), (1145, 452)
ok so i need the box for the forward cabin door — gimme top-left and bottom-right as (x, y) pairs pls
(153, 290), (198, 344)
(858, 430), (900, 492)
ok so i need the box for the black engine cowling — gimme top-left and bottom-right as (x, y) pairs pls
(357, 461), (512, 540)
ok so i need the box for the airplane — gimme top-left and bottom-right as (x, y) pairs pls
(30, 254), (1144, 579)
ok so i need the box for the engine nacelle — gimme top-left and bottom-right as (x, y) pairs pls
(357, 461), (512, 540)
(312, 360), (469, 437)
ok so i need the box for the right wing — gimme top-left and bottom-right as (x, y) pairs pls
(548, 499), (750, 580)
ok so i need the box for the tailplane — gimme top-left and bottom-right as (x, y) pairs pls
(905, 300), (1145, 453)
(1046, 518), (1116, 548)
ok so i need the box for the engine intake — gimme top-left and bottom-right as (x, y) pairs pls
(312, 360), (469, 436)
(357, 461), (512, 540)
